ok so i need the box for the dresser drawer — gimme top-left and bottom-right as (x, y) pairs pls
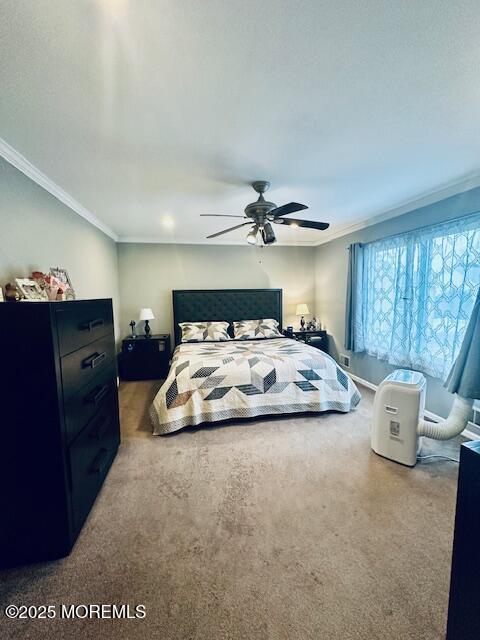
(69, 409), (120, 536)
(56, 300), (113, 357)
(64, 366), (117, 445)
(61, 335), (115, 401)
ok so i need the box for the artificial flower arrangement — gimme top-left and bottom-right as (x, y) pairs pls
(31, 271), (71, 301)
(3, 269), (75, 302)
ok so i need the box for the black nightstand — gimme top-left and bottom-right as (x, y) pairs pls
(285, 329), (328, 352)
(120, 334), (171, 381)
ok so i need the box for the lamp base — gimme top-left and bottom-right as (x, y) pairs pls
(300, 316), (305, 330)
(145, 320), (151, 337)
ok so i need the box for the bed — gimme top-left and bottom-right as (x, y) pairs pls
(150, 289), (361, 435)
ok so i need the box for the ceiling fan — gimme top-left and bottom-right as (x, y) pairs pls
(201, 181), (329, 245)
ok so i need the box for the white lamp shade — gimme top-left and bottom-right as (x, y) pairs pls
(139, 308), (155, 321)
(296, 303), (310, 316)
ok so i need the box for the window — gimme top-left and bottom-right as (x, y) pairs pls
(354, 213), (480, 379)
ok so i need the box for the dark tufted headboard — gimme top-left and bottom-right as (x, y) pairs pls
(172, 289), (283, 346)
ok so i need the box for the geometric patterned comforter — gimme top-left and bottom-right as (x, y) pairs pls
(150, 338), (361, 435)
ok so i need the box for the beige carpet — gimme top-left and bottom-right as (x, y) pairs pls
(0, 382), (462, 640)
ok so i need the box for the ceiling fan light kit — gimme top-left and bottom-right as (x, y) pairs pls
(247, 224), (259, 245)
(200, 181), (329, 245)
(262, 221), (276, 245)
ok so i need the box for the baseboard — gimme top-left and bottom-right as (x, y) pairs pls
(463, 429), (480, 441)
(347, 372), (480, 441)
(348, 373), (377, 392)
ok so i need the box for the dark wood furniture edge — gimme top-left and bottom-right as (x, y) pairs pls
(446, 440), (480, 640)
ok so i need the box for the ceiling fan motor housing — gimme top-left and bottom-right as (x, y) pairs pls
(245, 182), (277, 222)
(244, 197), (278, 222)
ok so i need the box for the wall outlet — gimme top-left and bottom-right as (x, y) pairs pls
(339, 354), (350, 368)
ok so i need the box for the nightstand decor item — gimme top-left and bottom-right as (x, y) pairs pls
(296, 303), (310, 330)
(121, 334), (171, 380)
(284, 326), (294, 338)
(139, 308), (154, 337)
(129, 320), (137, 338)
(0, 299), (120, 567)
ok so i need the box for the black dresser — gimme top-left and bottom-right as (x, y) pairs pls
(0, 299), (120, 568)
(446, 441), (480, 640)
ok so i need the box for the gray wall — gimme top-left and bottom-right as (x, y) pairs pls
(118, 243), (316, 340)
(315, 186), (480, 418)
(0, 159), (120, 338)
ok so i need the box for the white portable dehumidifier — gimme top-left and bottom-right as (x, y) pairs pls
(371, 369), (426, 466)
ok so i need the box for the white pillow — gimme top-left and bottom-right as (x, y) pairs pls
(179, 321), (230, 342)
(233, 318), (282, 340)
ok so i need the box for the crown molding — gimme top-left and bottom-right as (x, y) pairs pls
(0, 137), (118, 241)
(2, 136), (478, 249)
(117, 236), (317, 246)
(314, 172), (480, 246)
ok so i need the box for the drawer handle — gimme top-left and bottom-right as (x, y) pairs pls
(82, 351), (107, 369)
(86, 383), (110, 405)
(90, 415), (113, 441)
(81, 318), (105, 332)
(91, 448), (109, 474)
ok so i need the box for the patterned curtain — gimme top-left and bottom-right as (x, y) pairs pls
(344, 243), (364, 351)
(357, 212), (480, 380)
(445, 286), (480, 398)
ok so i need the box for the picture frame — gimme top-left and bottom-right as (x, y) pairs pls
(15, 278), (48, 302)
(49, 267), (76, 300)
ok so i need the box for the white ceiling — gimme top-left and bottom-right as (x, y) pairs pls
(2, 0), (480, 245)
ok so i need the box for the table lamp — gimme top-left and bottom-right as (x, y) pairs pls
(296, 303), (309, 330)
(139, 308), (155, 337)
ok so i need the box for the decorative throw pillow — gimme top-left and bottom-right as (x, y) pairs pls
(179, 321), (230, 342)
(233, 318), (282, 340)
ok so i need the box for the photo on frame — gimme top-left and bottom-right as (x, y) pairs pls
(15, 278), (48, 302)
(49, 267), (76, 300)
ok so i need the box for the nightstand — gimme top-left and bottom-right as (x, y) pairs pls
(285, 329), (328, 353)
(120, 334), (171, 381)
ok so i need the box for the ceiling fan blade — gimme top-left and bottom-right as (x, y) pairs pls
(200, 214), (246, 218)
(275, 218), (330, 231)
(270, 202), (308, 218)
(207, 222), (251, 239)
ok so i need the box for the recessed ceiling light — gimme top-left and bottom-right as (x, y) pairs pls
(161, 216), (175, 229)
(105, 0), (128, 12)
(101, 0), (129, 19)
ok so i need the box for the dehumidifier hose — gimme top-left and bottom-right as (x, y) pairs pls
(417, 395), (473, 440)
